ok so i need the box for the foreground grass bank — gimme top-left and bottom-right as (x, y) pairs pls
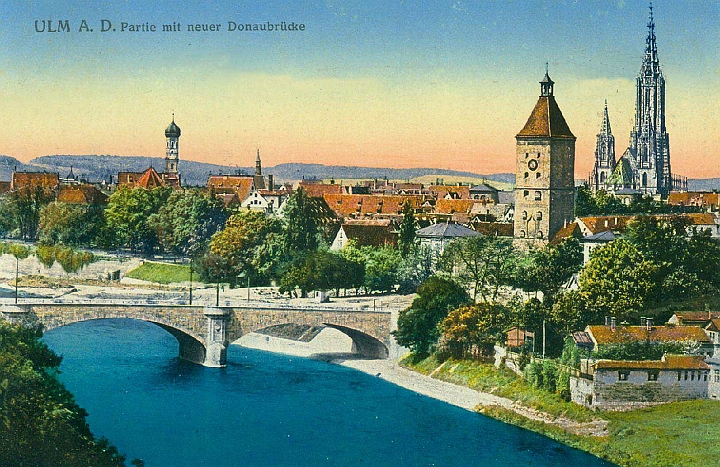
(125, 261), (193, 284)
(403, 355), (720, 467)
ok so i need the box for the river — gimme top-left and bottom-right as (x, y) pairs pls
(43, 319), (614, 467)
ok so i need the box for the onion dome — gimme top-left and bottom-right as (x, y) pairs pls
(165, 118), (181, 137)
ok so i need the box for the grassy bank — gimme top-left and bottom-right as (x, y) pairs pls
(403, 355), (720, 467)
(125, 262), (193, 284)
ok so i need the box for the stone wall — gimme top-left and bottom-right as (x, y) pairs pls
(572, 368), (709, 411)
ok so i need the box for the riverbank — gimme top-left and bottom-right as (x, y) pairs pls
(240, 335), (719, 467)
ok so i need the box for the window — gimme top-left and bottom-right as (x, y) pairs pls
(691, 371), (695, 381)
(618, 371), (629, 381)
(519, 230), (526, 238)
(684, 371), (689, 381)
(715, 370), (719, 383)
(525, 153), (529, 159)
(677, 371), (682, 381)
(704, 372), (708, 382)
(522, 211), (528, 220)
(524, 190), (529, 198)
(535, 191), (542, 201)
(536, 211), (542, 220)
(524, 172), (529, 179)
(537, 152), (541, 159)
(536, 172), (541, 179)
(647, 371), (659, 381)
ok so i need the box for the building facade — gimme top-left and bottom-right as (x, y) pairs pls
(514, 70), (576, 244)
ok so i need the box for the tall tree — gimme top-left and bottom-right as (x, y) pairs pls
(397, 201), (418, 258)
(152, 189), (228, 257)
(281, 187), (322, 255)
(10, 186), (56, 240)
(578, 239), (660, 323)
(105, 187), (171, 253)
(438, 235), (519, 302)
(393, 276), (471, 357)
(521, 238), (583, 305)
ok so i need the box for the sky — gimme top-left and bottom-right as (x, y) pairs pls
(0, 1), (718, 178)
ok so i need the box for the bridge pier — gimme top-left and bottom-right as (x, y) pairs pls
(202, 307), (230, 367)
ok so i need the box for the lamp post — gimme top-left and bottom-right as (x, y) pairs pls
(15, 255), (19, 304)
(189, 258), (194, 305)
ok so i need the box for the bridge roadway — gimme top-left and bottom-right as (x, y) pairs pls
(0, 301), (398, 367)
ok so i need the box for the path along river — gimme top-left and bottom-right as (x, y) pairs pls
(43, 319), (615, 467)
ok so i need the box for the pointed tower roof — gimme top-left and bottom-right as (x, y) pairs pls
(600, 100), (612, 136)
(517, 70), (575, 139)
(641, 3), (661, 75)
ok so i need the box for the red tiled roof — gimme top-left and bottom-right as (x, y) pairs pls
(208, 175), (254, 201)
(339, 222), (397, 247)
(11, 172), (59, 191)
(473, 222), (514, 237)
(550, 222), (581, 244)
(579, 214), (718, 235)
(323, 194), (422, 218)
(135, 167), (164, 189)
(299, 181), (346, 198)
(594, 355), (709, 371)
(435, 199), (476, 215)
(671, 311), (720, 326)
(428, 185), (469, 199)
(57, 185), (109, 205)
(587, 325), (710, 345)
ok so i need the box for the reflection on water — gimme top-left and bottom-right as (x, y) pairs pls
(44, 319), (615, 467)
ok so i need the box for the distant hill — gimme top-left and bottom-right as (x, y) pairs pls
(687, 179), (720, 192)
(23, 155), (513, 186)
(0, 155), (41, 181)
(5, 154), (717, 191)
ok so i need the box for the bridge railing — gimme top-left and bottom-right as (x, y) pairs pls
(0, 297), (398, 313)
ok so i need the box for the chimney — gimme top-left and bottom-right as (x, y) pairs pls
(268, 175), (274, 190)
(610, 317), (616, 331)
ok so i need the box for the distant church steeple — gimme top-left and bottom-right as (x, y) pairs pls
(255, 149), (262, 176)
(590, 100), (616, 190)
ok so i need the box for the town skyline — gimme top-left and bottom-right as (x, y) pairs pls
(1, 1), (719, 178)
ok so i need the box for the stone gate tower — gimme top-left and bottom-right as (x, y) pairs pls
(514, 70), (576, 244)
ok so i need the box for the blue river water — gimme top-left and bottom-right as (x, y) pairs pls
(43, 319), (615, 467)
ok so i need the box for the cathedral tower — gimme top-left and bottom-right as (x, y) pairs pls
(514, 69), (576, 244)
(590, 101), (616, 190)
(629, 4), (671, 196)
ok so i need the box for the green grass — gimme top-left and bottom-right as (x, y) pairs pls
(125, 262), (194, 284)
(403, 355), (720, 466)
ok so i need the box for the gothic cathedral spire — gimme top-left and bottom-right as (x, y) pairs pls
(630, 2), (671, 196)
(590, 100), (616, 190)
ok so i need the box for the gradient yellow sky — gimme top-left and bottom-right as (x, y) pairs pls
(1, 1), (718, 178)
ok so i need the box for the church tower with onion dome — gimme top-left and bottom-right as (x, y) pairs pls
(164, 116), (181, 188)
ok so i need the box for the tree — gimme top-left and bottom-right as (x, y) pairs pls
(393, 276), (470, 357)
(440, 302), (510, 358)
(105, 186), (171, 253)
(39, 202), (105, 247)
(279, 250), (363, 297)
(438, 235), (519, 302)
(151, 189), (228, 257)
(397, 201), (417, 258)
(396, 245), (434, 294)
(0, 321), (127, 467)
(521, 238), (583, 305)
(574, 185), (596, 217)
(362, 245), (401, 293)
(281, 187), (322, 255)
(10, 185), (56, 240)
(624, 216), (688, 275)
(209, 210), (283, 285)
(578, 239), (660, 323)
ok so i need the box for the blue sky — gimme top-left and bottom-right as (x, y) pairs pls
(0, 1), (718, 177)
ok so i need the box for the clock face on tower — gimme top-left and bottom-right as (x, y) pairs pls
(528, 159), (538, 171)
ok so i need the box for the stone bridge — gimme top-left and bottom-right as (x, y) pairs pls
(0, 303), (397, 367)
